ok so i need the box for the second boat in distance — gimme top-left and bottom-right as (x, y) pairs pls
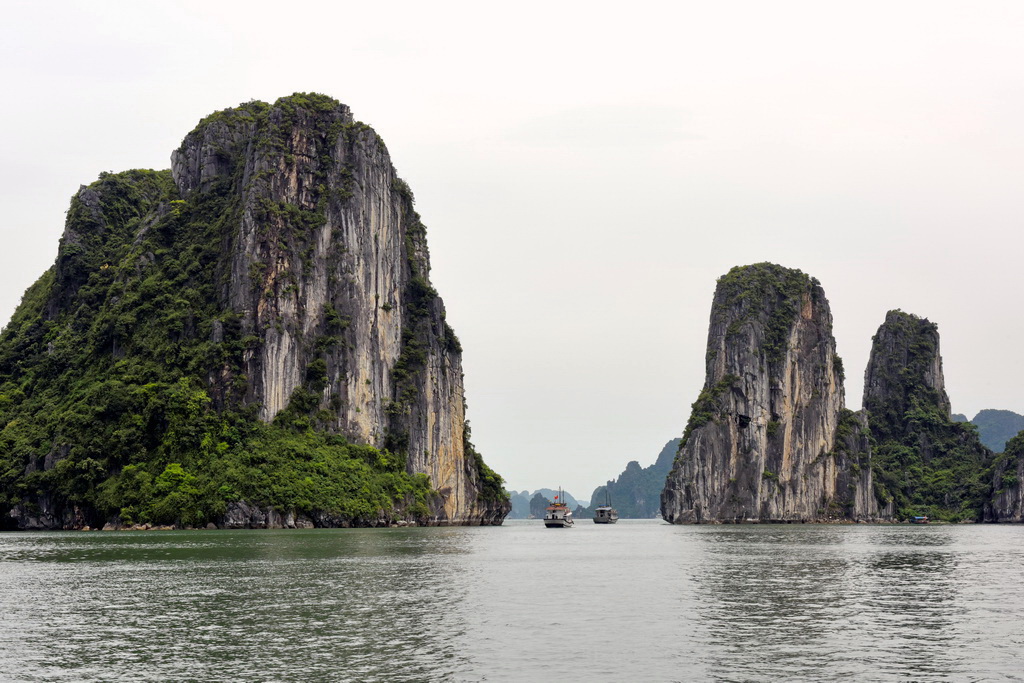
(593, 489), (618, 524)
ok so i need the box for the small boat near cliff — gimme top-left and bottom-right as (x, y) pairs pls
(543, 489), (573, 528)
(910, 516), (929, 524)
(593, 490), (618, 524)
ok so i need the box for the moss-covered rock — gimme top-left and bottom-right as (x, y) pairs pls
(0, 94), (508, 530)
(863, 311), (993, 522)
(661, 263), (881, 523)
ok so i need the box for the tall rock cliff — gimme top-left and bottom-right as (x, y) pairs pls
(986, 432), (1024, 522)
(863, 311), (992, 521)
(661, 263), (880, 523)
(863, 311), (951, 430)
(0, 94), (508, 529)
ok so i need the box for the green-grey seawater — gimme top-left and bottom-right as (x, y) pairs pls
(2, 521), (1023, 681)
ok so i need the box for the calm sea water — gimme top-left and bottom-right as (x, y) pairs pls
(2, 521), (1023, 681)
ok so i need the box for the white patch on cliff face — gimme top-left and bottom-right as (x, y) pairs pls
(260, 328), (299, 421)
(415, 351), (468, 520)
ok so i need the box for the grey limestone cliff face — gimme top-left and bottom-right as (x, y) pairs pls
(858, 310), (990, 521)
(863, 310), (950, 429)
(661, 264), (881, 523)
(987, 440), (1024, 522)
(171, 97), (505, 524)
(987, 427), (1024, 521)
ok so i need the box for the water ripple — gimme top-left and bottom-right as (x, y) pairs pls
(1, 524), (1024, 681)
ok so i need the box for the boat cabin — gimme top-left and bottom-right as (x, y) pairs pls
(543, 502), (573, 528)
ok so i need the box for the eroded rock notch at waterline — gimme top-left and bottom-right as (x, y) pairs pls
(660, 263), (881, 523)
(0, 94), (508, 530)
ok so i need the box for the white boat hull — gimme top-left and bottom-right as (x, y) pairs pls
(543, 492), (573, 528)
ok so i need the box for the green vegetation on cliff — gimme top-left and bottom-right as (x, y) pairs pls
(0, 95), (498, 529)
(463, 420), (505, 504)
(992, 432), (1024, 490)
(679, 375), (739, 451)
(864, 311), (992, 522)
(715, 263), (820, 365)
(585, 438), (680, 518)
(0, 165), (433, 528)
(968, 410), (1024, 453)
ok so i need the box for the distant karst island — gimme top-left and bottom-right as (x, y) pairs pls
(954, 410), (1024, 453)
(660, 263), (1024, 524)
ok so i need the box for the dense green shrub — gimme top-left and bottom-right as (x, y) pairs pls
(678, 374), (739, 451)
(865, 312), (993, 521)
(714, 263), (818, 366)
(0, 98), (472, 527)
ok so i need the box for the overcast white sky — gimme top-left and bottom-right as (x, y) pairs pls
(2, 1), (1022, 499)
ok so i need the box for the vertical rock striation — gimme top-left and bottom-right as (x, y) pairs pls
(863, 311), (951, 432)
(987, 433), (1024, 521)
(168, 96), (506, 524)
(661, 263), (880, 523)
(0, 94), (508, 528)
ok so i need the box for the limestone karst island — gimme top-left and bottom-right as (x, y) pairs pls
(2, 96), (1023, 531)
(660, 263), (1024, 524)
(0, 94), (508, 530)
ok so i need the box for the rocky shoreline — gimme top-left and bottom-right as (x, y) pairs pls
(8, 499), (506, 531)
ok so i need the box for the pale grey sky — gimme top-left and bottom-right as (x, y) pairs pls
(2, 1), (1022, 499)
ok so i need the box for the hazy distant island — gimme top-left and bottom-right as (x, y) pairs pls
(505, 440), (680, 520)
(505, 489), (585, 519)
(953, 410), (1024, 453)
(660, 263), (1024, 524)
(0, 94), (509, 531)
(575, 439), (680, 519)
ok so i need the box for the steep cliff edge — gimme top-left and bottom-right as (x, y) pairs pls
(986, 432), (1024, 521)
(661, 264), (880, 523)
(0, 94), (508, 529)
(863, 311), (992, 521)
(863, 311), (951, 427)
